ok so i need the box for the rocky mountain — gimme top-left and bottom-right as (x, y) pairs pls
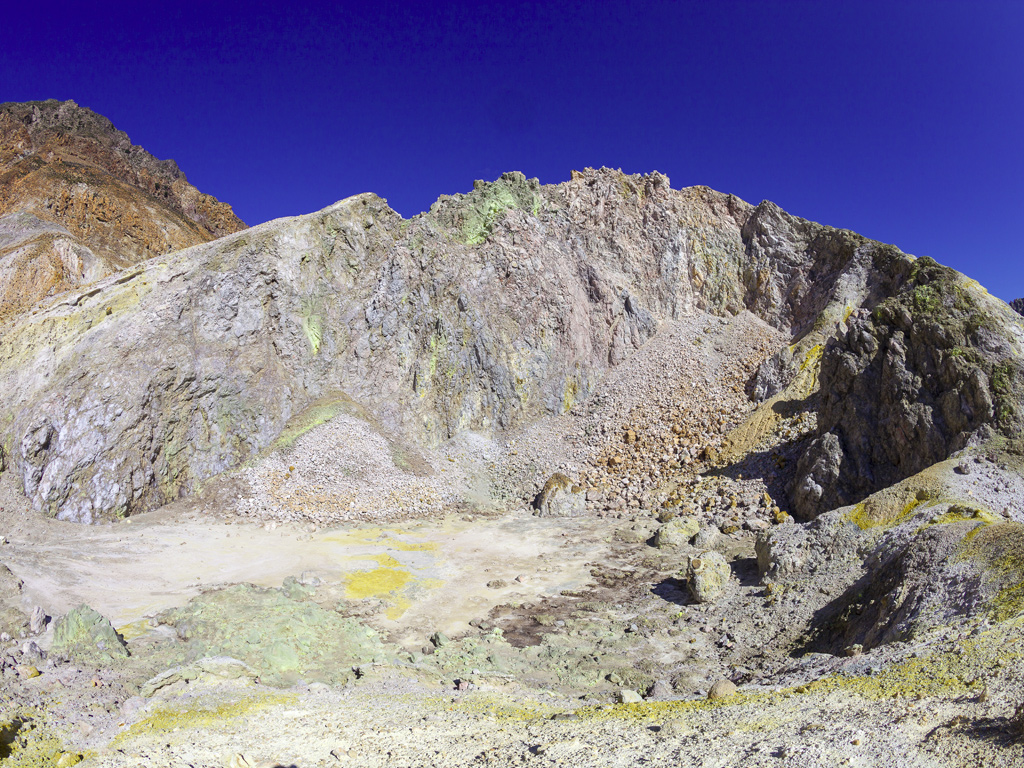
(1012, 297), (1024, 316)
(2, 121), (1024, 766)
(0, 99), (245, 322)
(1, 169), (1020, 526)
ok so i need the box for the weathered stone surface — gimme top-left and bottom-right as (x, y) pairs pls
(28, 605), (46, 634)
(791, 257), (1024, 519)
(685, 550), (731, 603)
(534, 473), (586, 518)
(155, 583), (384, 686)
(654, 516), (699, 548)
(0, 166), (1020, 524)
(0, 563), (27, 637)
(0, 99), (245, 323)
(140, 656), (258, 697)
(51, 604), (128, 662)
(707, 679), (737, 700)
(617, 689), (643, 703)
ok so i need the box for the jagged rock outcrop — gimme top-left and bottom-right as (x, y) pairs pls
(1012, 297), (1024, 316)
(0, 167), (1019, 523)
(0, 99), (245, 322)
(791, 256), (1024, 519)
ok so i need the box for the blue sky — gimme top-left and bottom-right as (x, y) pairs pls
(3, 1), (1022, 301)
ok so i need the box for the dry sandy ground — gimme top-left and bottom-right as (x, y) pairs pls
(0, 481), (615, 653)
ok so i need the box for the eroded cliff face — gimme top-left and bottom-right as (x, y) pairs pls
(0, 99), (245, 321)
(0, 168), (1020, 523)
(792, 257), (1024, 518)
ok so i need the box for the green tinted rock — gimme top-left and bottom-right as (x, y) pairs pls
(51, 604), (128, 662)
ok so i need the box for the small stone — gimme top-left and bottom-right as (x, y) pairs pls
(430, 631), (449, 648)
(30, 605), (47, 634)
(618, 689), (643, 703)
(707, 679), (737, 700)
(56, 754), (82, 768)
(16, 664), (40, 679)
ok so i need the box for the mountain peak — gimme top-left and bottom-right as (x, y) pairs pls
(0, 99), (246, 321)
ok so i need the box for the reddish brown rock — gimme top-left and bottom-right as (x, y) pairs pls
(0, 99), (245, 322)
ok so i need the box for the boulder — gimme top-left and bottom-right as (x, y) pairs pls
(141, 656), (258, 697)
(534, 473), (586, 517)
(707, 679), (738, 700)
(51, 605), (128, 662)
(685, 551), (731, 603)
(654, 516), (700, 548)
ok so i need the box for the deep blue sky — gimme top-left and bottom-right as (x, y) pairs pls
(3, 1), (1022, 301)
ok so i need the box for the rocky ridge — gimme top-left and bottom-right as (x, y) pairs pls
(1, 168), (1020, 527)
(0, 99), (245, 322)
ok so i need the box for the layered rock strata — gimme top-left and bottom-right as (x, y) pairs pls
(0, 99), (245, 321)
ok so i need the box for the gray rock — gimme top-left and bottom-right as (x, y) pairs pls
(654, 516), (700, 548)
(693, 526), (721, 549)
(1, 167), (1019, 529)
(617, 689), (643, 704)
(791, 258), (1024, 519)
(20, 640), (43, 662)
(685, 551), (731, 603)
(29, 605), (47, 634)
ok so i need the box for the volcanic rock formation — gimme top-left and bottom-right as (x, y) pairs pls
(3, 113), (1024, 766)
(0, 99), (245, 322)
(1, 168), (1021, 526)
